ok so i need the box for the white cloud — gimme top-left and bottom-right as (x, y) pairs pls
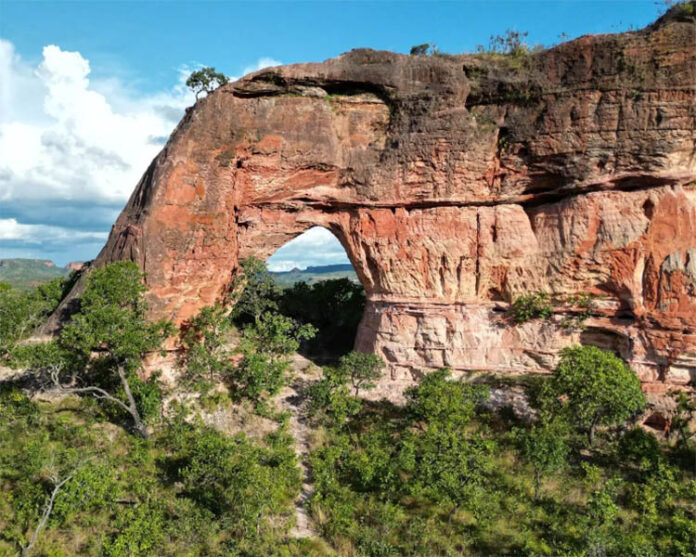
(0, 43), (305, 268)
(0, 39), (194, 264)
(267, 227), (350, 272)
(241, 57), (281, 77)
(0, 40), (194, 207)
(0, 217), (107, 243)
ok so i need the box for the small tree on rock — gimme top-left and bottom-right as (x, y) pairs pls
(186, 67), (229, 99)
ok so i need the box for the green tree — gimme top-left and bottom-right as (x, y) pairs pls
(307, 351), (383, 427)
(277, 278), (365, 356)
(230, 312), (315, 403)
(402, 370), (495, 517)
(172, 425), (300, 539)
(541, 346), (645, 446)
(181, 303), (234, 393)
(406, 368), (489, 431)
(336, 351), (384, 396)
(669, 390), (696, 449)
(307, 365), (362, 427)
(186, 67), (228, 99)
(0, 278), (68, 359)
(18, 262), (173, 438)
(519, 417), (570, 499)
(230, 257), (280, 324)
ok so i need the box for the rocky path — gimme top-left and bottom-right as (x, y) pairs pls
(277, 355), (320, 539)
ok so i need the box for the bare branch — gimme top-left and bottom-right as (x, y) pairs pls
(48, 368), (149, 438)
(21, 474), (73, 557)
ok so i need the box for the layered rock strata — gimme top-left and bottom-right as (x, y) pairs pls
(49, 10), (696, 394)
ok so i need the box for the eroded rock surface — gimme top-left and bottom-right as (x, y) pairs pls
(49, 11), (696, 394)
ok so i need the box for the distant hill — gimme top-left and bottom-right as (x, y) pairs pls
(0, 259), (357, 291)
(270, 263), (358, 287)
(0, 259), (70, 290)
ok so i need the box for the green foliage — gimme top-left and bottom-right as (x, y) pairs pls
(13, 262), (174, 438)
(181, 303), (234, 393)
(60, 262), (172, 364)
(51, 460), (119, 525)
(228, 311), (315, 404)
(510, 291), (553, 323)
(185, 66), (228, 99)
(670, 390), (696, 449)
(102, 502), (165, 557)
(406, 368), (488, 429)
(307, 365), (362, 428)
(518, 417), (570, 499)
(560, 292), (597, 330)
(336, 351), (384, 396)
(171, 424), (300, 540)
(618, 426), (661, 470)
(0, 387), (304, 556)
(307, 351), (384, 428)
(0, 277), (69, 359)
(230, 256), (280, 324)
(541, 345), (646, 446)
(277, 278), (365, 356)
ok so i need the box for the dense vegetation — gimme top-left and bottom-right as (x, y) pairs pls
(0, 260), (694, 556)
(307, 359), (695, 556)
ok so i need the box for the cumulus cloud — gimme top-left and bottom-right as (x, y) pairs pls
(0, 41), (301, 268)
(0, 39), (196, 264)
(267, 227), (351, 272)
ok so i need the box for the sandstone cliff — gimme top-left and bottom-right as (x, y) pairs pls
(48, 8), (696, 394)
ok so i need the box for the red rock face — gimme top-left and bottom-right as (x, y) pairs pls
(49, 12), (696, 394)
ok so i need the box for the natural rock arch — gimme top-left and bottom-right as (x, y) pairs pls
(50, 14), (696, 392)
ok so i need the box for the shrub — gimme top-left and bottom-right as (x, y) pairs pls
(510, 292), (553, 323)
(230, 257), (280, 325)
(409, 43), (432, 55)
(541, 345), (645, 446)
(618, 427), (661, 470)
(0, 278), (68, 359)
(519, 417), (570, 499)
(277, 278), (365, 356)
(229, 312), (315, 404)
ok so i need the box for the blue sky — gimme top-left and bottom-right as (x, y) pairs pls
(0, 0), (665, 268)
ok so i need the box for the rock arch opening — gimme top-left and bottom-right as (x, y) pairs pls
(265, 226), (366, 361)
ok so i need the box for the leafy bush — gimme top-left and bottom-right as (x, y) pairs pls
(171, 424), (300, 539)
(518, 417), (570, 499)
(540, 345), (646, 446)
(229, 311), (315, 404)
(510, 291), (553, 323)
(277, 278), (365, 356)
(618, 427), (661, 470)
(0, 278), (69, 359)
(181, 303), (235, 394)
(230, 256), (280, 325)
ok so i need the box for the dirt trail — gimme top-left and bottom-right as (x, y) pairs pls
(277, 354), (321, 539)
